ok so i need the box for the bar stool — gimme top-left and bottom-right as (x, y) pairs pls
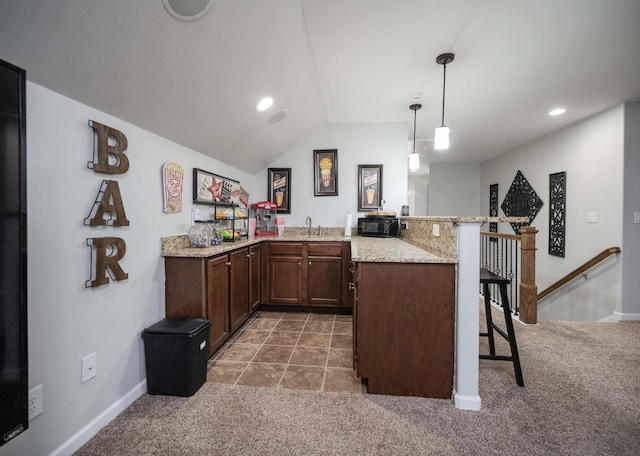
(479, 268), (524, 387)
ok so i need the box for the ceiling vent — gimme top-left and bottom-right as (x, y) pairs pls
(163, 0), (214, 21)
(268, 110), (288, 125)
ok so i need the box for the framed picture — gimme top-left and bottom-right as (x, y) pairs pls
(358, 164), (383, 211)
(267, 168), (291, 214)
(313, 149), (338, 196)
(193, 168), (248, 206)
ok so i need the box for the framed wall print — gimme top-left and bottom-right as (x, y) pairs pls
(267, 168), (291, 213)
(358, 164), (383, 211)
(313, 149), (338, 196)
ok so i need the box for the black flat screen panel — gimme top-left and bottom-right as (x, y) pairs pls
(0, 58), (28, 446)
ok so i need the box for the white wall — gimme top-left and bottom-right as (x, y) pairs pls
(1, 83), (258, 456)
(255, 122), (408, 228)
(621, 102), (640, 318)
(428, 162), (481, 216)
(481, 105), (625, 321)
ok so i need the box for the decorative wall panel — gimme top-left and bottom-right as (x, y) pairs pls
(500, 170), (543, 234)
(549, 171), (566, 257)
(489, 183), (498, 238)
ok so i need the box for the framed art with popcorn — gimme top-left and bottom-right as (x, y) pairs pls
(358, 164), (383, 211)
(313, 149), (338, 196)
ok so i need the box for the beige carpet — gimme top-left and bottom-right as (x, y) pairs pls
(75, 310), (640, 455)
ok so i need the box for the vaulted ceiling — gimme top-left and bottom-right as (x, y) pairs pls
(2, 0), (639, 174)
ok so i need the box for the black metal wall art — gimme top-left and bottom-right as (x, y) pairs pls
(549, 171), (566, 257)
(489, 183), (498, 238)
(500, 170), (543, 234)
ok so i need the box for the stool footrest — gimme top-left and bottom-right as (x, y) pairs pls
(480, 354), (515, 361)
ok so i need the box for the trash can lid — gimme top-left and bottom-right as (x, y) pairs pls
(142, 318), (210, 337)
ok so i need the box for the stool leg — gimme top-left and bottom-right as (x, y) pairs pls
(483, 283), (496, 356)
(498, 284), (524, 387)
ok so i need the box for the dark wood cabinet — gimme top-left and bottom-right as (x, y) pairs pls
(268, 243), (304, 304)
(355, 262), (455, 399)
(266, 241), (351, 307)
(165, 248), (253, 357)
(229, 248), (250, 332)
(249, 244), (262, 312)
(307, 243), (343, 306)
(206, 256), (231, 353)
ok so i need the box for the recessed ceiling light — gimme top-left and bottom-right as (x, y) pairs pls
(256, 97), (274, 112)
(549, 108), (566, 116)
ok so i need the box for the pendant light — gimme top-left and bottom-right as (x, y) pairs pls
(409, 103), (421, 171)
(434, 53), (455, 150)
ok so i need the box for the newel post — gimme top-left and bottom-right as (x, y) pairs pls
(519, 226), (538, 324)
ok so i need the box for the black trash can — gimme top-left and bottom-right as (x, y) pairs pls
(141, 318), (211, 397)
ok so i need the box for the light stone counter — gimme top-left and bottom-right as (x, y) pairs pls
(350, 236), (453, 263)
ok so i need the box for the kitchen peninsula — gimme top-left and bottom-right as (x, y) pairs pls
(161, 216), (522, 410)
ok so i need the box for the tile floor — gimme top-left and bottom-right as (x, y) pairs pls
(206, 311), (364, 394)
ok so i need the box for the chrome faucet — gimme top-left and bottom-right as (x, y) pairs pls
(317, 225), (322, 236)
(305, 216), (312, 235)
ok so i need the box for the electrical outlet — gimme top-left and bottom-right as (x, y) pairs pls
(432, 223), (440, 237)
(81, 352), (97, 383)
(28, 384), (43, 420)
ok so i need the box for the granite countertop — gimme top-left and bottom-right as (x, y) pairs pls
(350, 237), (454, 264)
(162, 233), (453, 263)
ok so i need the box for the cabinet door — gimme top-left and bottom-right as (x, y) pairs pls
(307, 256), (342, 305)
(249, 244), (262, 312)
(207, 256), (230, 356)
(269, 256), (303, 304)
(229, 248), (250, 332)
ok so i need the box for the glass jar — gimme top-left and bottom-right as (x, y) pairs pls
(187, 222), (211, 248)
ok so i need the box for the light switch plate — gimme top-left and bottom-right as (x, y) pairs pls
(587, 211), (598, 223)
(432, 223), (440, 237)
(635, 212), (640, 224)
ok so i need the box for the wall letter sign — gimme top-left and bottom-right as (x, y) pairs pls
(86, 120), (130, 288)
(85, 237), (129, 288)
(84, 179), (130, 227)
(88, 120), (129, 174)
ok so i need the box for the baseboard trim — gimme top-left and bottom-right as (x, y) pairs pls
(49, 379), (147, 456)
(613, 311), (640, 321)
(452, 390), (482, 411)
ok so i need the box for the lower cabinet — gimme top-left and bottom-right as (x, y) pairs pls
(165, 248), (254, 357)
(249, 244), (262, 312)
(354, 261), (455, 398)
(266, 241), (351, 308)
(229, 248), (250, 333)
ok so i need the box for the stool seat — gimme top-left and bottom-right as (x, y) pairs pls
(479, 267), (524, 387)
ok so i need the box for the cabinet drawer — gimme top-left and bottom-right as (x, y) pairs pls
(308, 243), (342, 257)
(269, 242), (303, 256)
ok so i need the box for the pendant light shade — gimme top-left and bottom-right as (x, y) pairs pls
(434, 126), (450, 150)
(434, 53), (454, 151)
(409, 103), (422, 171)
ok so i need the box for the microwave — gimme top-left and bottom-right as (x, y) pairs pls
(357, 217), (399, 238)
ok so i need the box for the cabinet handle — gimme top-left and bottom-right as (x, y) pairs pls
(226, 262), (231, 266)
(246, 254), (251, 258)
(349, 267), (355, 273)
(308, 261), (312, 266)
(348, 282), (355, 290)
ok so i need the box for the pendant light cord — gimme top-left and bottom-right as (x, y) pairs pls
(441, 63), (447, 127)
(413, 108), (417, 154)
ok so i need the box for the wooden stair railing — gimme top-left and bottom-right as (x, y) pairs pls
(537, 247), (621, 301)
(479, 226), (538, 324)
